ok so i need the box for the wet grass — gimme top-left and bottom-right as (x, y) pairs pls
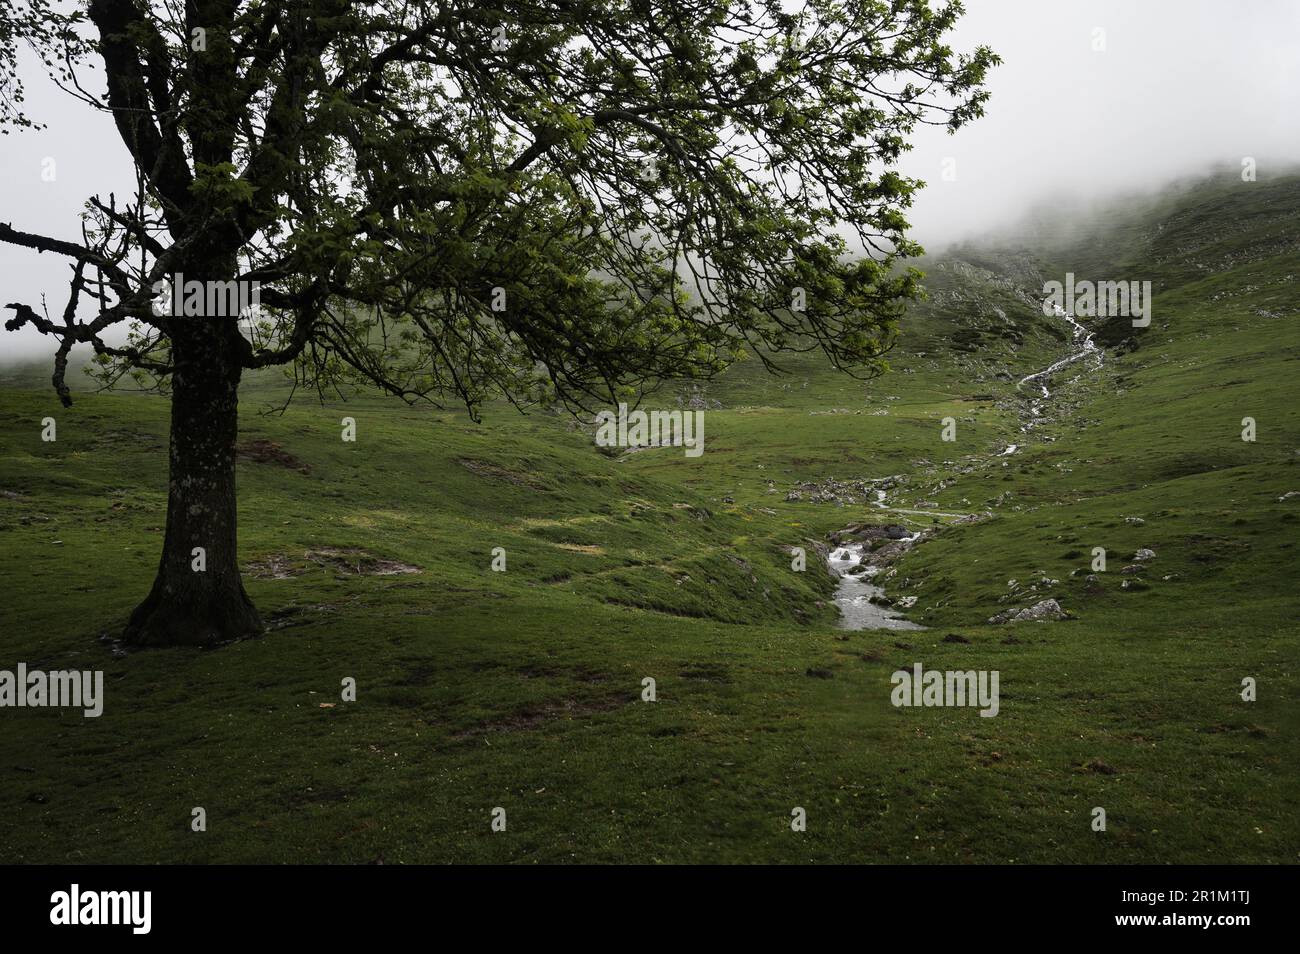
(0, 172), (1296, 863)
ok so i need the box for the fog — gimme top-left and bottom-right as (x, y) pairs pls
(898, 0), (1300, 248)
(2, 0), (1297, 362)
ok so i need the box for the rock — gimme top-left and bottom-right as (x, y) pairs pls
(1134, 548), (1156, 561)
(1125, 516), (1145, 526)
(942, 633), (971, 644)
(990, 599), (1067, 625)
(1121, 579), (1149, 591)
(896, 596), (918, 608)
(831, 522), (898, 543)
(862, 540), (915, 568)
(1015, 599), (1066, 621)
(1278, 491), (1299, 502)
(1120, 564), (1142, 575)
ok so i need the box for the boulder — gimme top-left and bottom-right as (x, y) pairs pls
(1014, 599), (1066, 622)
(990, 599), (1067, 624)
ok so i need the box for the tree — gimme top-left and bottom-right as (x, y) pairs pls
(1, 0), (997, 646)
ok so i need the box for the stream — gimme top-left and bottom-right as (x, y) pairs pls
(1015, 302), (1103, 430)
(829, 541), (927, 631)
(823, 300), (1104, 629)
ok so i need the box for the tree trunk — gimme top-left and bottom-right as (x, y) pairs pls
(123, 322), (262, 646)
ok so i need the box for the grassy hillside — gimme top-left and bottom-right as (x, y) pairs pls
(1, 171), (1296, 863)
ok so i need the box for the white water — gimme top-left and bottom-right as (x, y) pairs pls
(1017, 302), (1103, 403)
(828, 542), (926, 631)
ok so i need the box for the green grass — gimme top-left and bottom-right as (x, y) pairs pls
(1, 173), (1297, 863)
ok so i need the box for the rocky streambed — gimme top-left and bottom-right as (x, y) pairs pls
(824, 522), (927, 630)
(1015, 301), (1104, 435)
(808, 302), (1113, 629)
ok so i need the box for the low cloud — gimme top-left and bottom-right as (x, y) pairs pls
(898, 0), (1300, 250)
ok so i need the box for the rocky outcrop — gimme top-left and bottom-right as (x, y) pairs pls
(828, 522), (912, 545)
(787, 475), (906, 506)
(988, 598), (1067, 624)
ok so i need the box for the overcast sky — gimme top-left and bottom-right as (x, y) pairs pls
(2, 0), (1298, 361)
(897, 0), (1300, 248)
